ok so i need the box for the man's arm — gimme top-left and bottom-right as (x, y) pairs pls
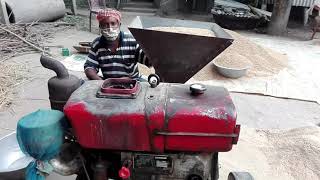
(85, 68), (102, 80)
(84, 42), (102, 80)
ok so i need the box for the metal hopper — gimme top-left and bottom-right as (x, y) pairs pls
(128, 16), (234, 83)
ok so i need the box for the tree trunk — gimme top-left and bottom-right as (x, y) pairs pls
(267, 0), (293, 35)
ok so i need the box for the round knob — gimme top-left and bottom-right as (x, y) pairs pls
(119, 166), (130, 179)
(148, 74), (160, 88)
(190, 83), (206, 95)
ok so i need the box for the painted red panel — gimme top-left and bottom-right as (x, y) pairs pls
(147, 105), (166, 152)
(64, 81), (239, 153)
(165, 109), (236, 152)
(163, 85), (238, 152)
(64, 103), (152, 151)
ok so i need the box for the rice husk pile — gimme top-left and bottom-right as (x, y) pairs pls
(194, 30), (288, 80)
(149, 27), (216, 37)
(220, 126), (320, 180)
(0, 63), (28, 110)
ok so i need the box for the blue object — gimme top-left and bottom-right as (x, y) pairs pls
(25, 162), (42, 180)
(16, 109), (66, 180)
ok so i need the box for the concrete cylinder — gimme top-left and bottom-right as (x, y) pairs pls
(4, 0), (65, 23)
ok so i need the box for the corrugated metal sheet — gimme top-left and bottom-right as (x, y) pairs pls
(263, 0), (315, 7)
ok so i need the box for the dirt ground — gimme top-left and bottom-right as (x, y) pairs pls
(1, 10), (320, 180)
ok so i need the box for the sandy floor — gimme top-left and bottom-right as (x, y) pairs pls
(220, 126), (320, 180)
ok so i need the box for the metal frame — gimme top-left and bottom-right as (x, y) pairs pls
(128, 16), (234, 83)
(71, 0), (78, 15)
(87, 0), (123, 32)
(87, 0), (107, 32)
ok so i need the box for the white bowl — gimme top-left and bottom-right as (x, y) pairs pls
(213, 62), (250, 78)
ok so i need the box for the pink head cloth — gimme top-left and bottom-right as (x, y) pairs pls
(96, 8), (122, 23)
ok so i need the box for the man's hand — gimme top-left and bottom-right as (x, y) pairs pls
(85, 68), (103, 80)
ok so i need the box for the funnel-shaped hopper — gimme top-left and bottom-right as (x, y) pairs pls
(128, 16), (234, 83)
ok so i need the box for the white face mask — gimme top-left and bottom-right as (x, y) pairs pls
(101, 27), (120, 41)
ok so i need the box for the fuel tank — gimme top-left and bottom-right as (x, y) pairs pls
(64, 79), (240, 153)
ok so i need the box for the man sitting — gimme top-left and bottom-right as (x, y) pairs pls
(84, 9), (152, 80)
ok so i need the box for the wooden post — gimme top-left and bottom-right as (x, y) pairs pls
(304, 7), (310, 26)
(0, 0), (10, 24)
(267, 0), (293, 35)
(71, 0), (77, 15)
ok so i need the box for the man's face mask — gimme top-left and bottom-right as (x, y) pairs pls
(101, 27), (120, 41)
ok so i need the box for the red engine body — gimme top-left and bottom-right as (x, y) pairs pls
(64, 80), (240, 153)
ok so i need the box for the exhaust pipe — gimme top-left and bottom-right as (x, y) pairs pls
(40, 55), (82, 111)
(40, 55), (69, 79)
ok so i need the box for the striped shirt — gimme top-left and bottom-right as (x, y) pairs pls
(84, 31), (152, 79)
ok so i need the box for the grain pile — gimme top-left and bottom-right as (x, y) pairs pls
(149, 27), (216, 37)
(0, 63), (28, 110)
(194, 30), (288, 80)
(220, 126), (320, 180)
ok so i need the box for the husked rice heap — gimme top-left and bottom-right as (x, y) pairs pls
(149, 27), (216, 37)
(194, 30), (288, 80)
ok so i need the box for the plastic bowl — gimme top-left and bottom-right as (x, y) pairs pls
(213, 62), (250, 78)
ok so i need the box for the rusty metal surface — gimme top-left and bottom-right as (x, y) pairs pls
(49, 143), (82, 176)
(156, 132), (238, 138)
(164, 84), (237, 152)
(64, 81), (153, 151)
(121, 152), (215, 180)
(97, 78), (141, 99)
(128, 16), (234, 83)
(64, 81), (238, 152)
(144, 83), (168, 152)
(165, 84), (236, 121)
